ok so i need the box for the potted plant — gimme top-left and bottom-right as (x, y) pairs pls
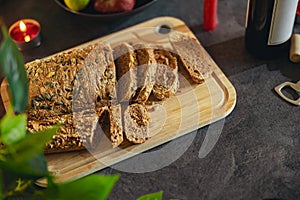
(0, 21), (162, 200)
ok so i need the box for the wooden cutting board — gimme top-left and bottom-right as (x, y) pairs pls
(1, 17), (236, 186)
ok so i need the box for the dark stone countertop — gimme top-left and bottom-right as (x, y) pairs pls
(0, 0), (299, 199)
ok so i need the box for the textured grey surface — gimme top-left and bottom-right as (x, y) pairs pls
(1, 0), (300, 199)
(103, 66), (300, 200)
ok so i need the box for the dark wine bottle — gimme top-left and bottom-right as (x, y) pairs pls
(245, 0), (298, 58)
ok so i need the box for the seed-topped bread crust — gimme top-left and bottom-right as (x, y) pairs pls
(26, 46), (95, 120)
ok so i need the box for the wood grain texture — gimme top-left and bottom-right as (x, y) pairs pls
(0, 17), (236, 186)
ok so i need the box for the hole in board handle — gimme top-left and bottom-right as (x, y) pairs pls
(156, 23), (172, 35)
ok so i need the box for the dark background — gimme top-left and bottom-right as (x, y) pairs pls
(0, 0), (300, 199)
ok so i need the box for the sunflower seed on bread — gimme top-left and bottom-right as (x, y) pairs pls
(26, 46), (95, 120)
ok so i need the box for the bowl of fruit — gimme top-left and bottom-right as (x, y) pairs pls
(55, 0), (157, 19)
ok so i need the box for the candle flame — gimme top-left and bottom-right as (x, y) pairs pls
(24, 35), (31, 42)
(19, 21), (27, 32)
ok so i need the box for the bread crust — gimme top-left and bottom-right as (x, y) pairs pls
(26, 46), (94, 120)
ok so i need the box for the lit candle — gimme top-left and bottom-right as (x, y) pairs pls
(8, 19), (41, 51)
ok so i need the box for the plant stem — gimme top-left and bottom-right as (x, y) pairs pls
(0, 18), (8, 39)
(0, 169), (3, 200)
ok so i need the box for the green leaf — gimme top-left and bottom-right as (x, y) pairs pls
(45, 174), (119, 200)
(26, 152), (48, 177)
(12, 125), (60, 163)
(0, 153), (48, 179)
(0, 25), (28, 113)
(136, 191), (163, 200)
(0, 109), (27, 145)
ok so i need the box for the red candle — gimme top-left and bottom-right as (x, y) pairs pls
(8, 19), (41, 50)
(203, 0), (218, 31)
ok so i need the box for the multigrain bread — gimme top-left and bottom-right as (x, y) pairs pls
(24, 37), (212, 153)
(153, 48), (179, 100)
(26, 43), (117, 120)
(26, 46), (95, 120)
(113, 43), (138, 102)
(27, 114), (84, 153)
(25, 43), (118, 153)
(108, 104), (123, 147)
(123, 103), (149, 144)
(170, 33), (212, 83)
(133, 43), (156, 103)
(27, 107), (108, 153)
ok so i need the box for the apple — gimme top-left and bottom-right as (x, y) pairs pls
(94, 0), (136, 13)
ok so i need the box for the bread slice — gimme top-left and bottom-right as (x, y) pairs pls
(153, 48), (179, 100)
(123, 103), (149, 144)
(108, 104), (123, 148)
(113, 43), (138, 102)
(73, 43), (117, 112)
(74, 107), (107, 150)
(133, 43), (156, 103)
(170, 33), (212, 84)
